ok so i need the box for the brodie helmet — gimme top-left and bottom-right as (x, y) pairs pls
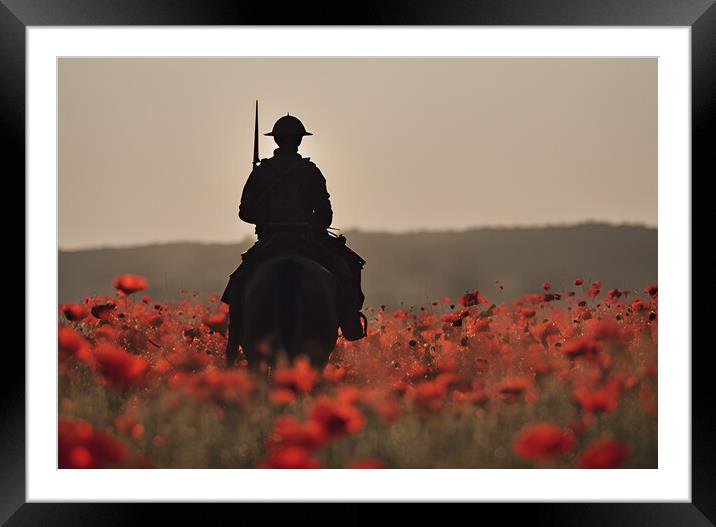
(265, 114), (312, 137)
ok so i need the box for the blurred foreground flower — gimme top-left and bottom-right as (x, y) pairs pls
(94, 342), (148, 389)
(309, 396), (365, 439)
(59, 418), (129, 468)
(274, 357), (318, 396)
(259, 446), (321, 469)
(512, 422), (574, 461)
(578, 438), (631, 468)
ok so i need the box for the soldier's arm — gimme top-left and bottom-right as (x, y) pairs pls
(238, 168), (261, 224)
(311, 166), (333, 228)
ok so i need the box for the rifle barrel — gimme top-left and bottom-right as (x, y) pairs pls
(252, 100), (259, 168)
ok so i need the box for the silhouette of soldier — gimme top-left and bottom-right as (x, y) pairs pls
(222, 113), (367, 340)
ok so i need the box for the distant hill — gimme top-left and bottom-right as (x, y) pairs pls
(59, 223), (657, 308)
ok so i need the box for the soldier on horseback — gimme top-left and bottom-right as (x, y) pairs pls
(221, 107), (367, 343)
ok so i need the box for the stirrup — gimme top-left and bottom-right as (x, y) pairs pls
(359, 312), (368, 336)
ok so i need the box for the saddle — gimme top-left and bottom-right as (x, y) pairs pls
(221, 223), (367, 340)
(222, 224), (349, 304)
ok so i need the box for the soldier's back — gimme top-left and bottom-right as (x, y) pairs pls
(261, 152), (316, 225)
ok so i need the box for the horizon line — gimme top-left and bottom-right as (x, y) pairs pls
(59, 220), (657, 252)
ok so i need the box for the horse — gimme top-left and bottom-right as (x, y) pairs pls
(225, 254), (341, 369)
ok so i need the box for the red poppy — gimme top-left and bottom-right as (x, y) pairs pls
(58, 418), (129, 468)
(587, 280), (601, 298)
(144, 313), (163, 328)
(112, 274), (149, 296)
(574, 306), (593, 321)
(520, 307), (536, 319)
(336, 385), (364, 405)
(458, 289), (489, 307)
(323, 363), (346, 383)
(370, 396), (402, 422)
(60, 303), (90, 321)
(578, 438), (631, 468)
(274, 357), (318, 395)
(309, 396), (364, 439)
(266, 415), (327, 451)
(58, 325), (92, 363)
(561, 337), (603, 361)
(269, 388), (297, 405)
(542, 281), (552, 291)
(441, 308), (470, 326)
(497, 376), (531, 399)
(572, 380), (622, 414)
(202, 312), (227, 334)
(405, 361), (429, 382)
(512, 422), (574, 461)
(259, 446), (322, 468)
(574, 278), (584, 286)
(392, 309), (410, 319)
(584, 319), (626, 344)
(644, 284), (658, 297)
(631, 298), (650, 312)
(411, 380), (447, 412)
(532, 321), (561, 347)
(607, 289), (622, 300)
(167, 348), (212, 373)
(90, 301), (116, 321)
(94, 343), (148, 389)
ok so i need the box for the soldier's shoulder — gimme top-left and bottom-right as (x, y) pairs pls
(301, 157), (322, 173)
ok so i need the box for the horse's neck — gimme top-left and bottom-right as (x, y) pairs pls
(247, 257), (336, 301)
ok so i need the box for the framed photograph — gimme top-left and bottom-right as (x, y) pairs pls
(6, 0), (713, 523)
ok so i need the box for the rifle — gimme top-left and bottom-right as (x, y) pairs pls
(252, 99), (260, 169)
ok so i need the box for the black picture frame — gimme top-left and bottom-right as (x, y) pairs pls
(5, 0), (713, 524)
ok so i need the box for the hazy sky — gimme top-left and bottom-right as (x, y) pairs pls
(59, 58), (656, 250)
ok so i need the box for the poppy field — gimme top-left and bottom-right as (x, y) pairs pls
(58, 275), (657, 469)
